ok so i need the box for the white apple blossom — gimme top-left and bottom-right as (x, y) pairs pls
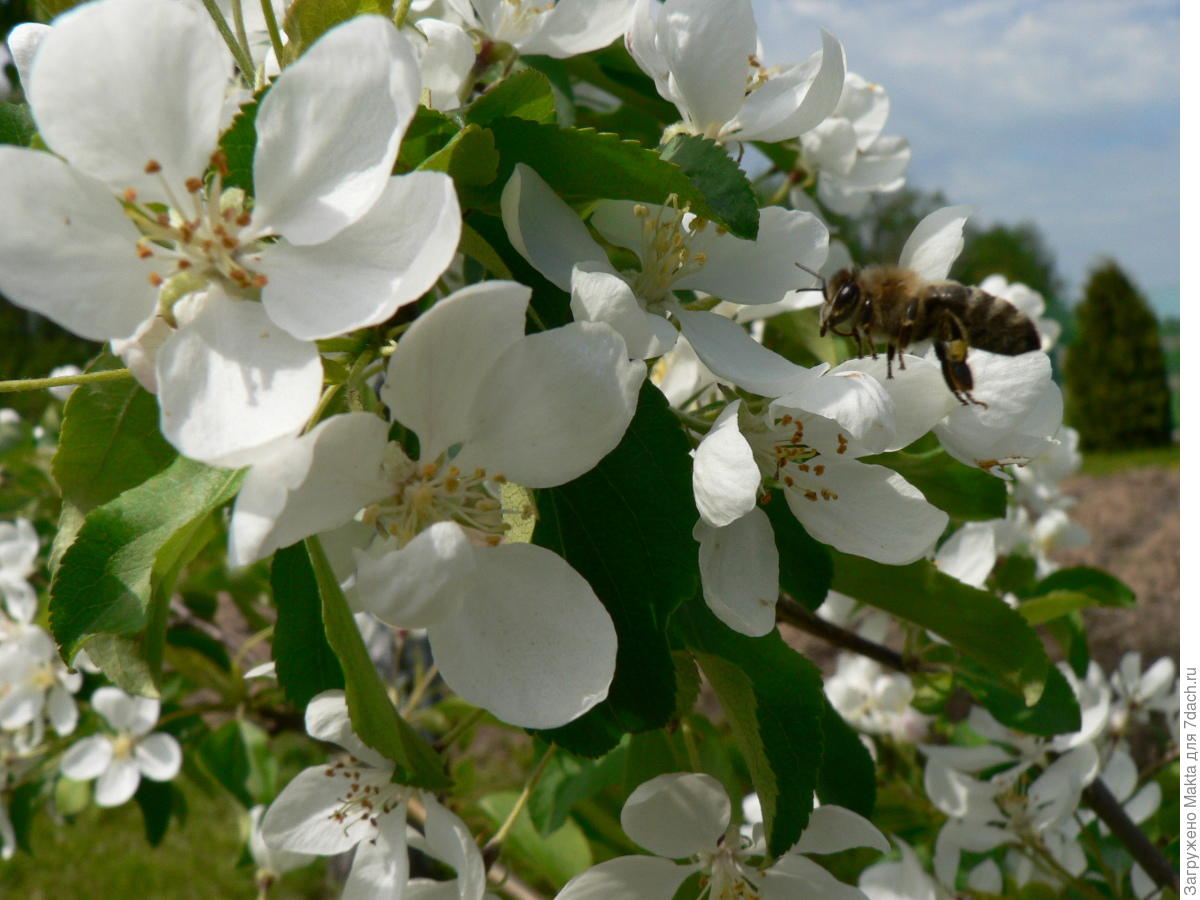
(0, 518), (38, 623)
(796, 73), (911, 217)
(59, 686), (181, 807)
(248, 804), (316, 888)
(825, 647), (929, 744)
(262, 690), (490, 899)
(556, 772), (886, 899)
(462, 0), (633, 58)
(230, 281), (642, 728)
(0, 625), (81, 750)
(0, 1), (459, 467)
(502, 162), (828, 368)
(859, 839), (949, 900)
(1108, 652), (1177, 734)
(626, 0), (845, 147)
(406, 17), (477, 111)
(688, 359), (950, 634)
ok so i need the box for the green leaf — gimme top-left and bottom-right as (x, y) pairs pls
(462, 118), (759, 238)
(529, 742), (629, 836)
(961, 661), (1081, 737)
(53, 352), (177, 514)
(134, 780), (175, 846)
(465, 69), (557, 126)
(398, 106), (460, 172)
(659, 133), (759, 241)
(1029, 567), (1136, 607)
(270, 543), (345, 708)
(680, 602), (825, 859)
(303, 538), (450, 789)
(198, 722), (254, 807)
(535, 382), (700, 756)
(1017, 590), (1107, 625)
(459, 222), (514, 279)
(80, 633), (159, 698)
(417, 123), (499, 187)
(282, 0), (388, 57)
(817, 702), (875, 817)
(50, 458), (243, 658)
(0, 103), (36, 147)
(831, 553), (1050, 705)
(761, 494), (832, 611)
(479, 790), (594, 886)
(861, 448), (1008, 521)
(217, 93), (260, 195)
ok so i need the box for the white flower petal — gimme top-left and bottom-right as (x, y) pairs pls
(621, 772), (729, 859)
(694, 508), (779, 637)
(693, 402), (760, 527)
(228, 412), (391, 566)
(420, 794), (486, 896)
(134, 732), (182, 782)
(259, 171), (460, 340)
(838, 73), (890, 151)
(803, 118), (859, 176)
(61, 735), (114, 781)
(426, 543), (616, 729)
(775, 369), (897, 451)
(156, 290), (324, 468)
(674, 308), (811, 396)
(262, 766), (383, 855)
(92, 686), (159, 734)
(6, 23), (51, 91)
(674, 208), (829, 306)
(253, 15), (420, 245)
(734, 30), (846, 143)
(303, 690), (390, 768)
(760, 856), (868, 900)
(790, 805), (889, 855)
(457, 322), (644, 488)
(343, 823), (409, 900)
(384, 281), (530, 457)
(95, 757), (142, 807)
(47, 685), (79, 737)
(501, 163), (610, 291)
(556, 855), (693, 900)
(517, 0), (632, 56)
(355, 523), (474, 629)
(785, 461), (947, 565)
(30, 0), (228, 195)
(830, 354), (954, 451)
(411, 19), (474, 110)
(570, 263), (674, 360)
(898, 205), (975, 282)
(935, 522), (997, 589)
(660, 0), (757, 131)
(0, 147), (156, 341)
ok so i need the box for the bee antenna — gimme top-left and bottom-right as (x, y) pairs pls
(794, 262), (826, 292)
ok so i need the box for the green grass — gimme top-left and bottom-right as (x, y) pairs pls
(1, 779), (330, 899)
(1080, 444), (1179, 476)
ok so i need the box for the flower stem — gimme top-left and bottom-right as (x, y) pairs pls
(260, 0), (286, 72)
(435, 707), (487, 752)
(0, 368), (132, 394)
(393, 0), (413, 27)
(401, 664), (440, 719)
(199, 0), (257, 85)
(230, 0), (255, 78)
(483, 745), (556, 861)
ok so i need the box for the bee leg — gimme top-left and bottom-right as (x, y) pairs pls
(886, 342), (897, 378)
(896, 297), (920, 371)
(935, 314), (988, 408)
(861, 298), (878, 359)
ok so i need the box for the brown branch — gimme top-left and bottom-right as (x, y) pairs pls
(775, 594), (922, 673)
(1082, 779), (1178, 894)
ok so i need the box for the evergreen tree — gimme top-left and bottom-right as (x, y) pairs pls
(1063, 259), (1174, 450)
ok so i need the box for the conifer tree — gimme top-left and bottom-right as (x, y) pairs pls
(1064, 259), (1173, 449)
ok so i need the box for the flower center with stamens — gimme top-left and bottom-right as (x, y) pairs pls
(698, 830), (761, 899)
(362, 445), (511, 548)
(748, 413), (843, 504)
(323, 757), (408, 840)
(492, 0), (554, 43)
(122, 153), (272, 322)
(628, 196), (713, 306)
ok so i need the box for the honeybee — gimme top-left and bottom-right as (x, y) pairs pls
(796, 264), (1040, 406)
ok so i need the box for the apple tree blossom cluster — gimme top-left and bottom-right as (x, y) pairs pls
(0, 0), (1177, 896)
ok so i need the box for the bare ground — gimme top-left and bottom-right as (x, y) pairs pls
(1054, 466), (1180, 668)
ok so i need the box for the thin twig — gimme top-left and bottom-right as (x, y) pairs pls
(0, 368), (132, 393)
(1082, 779), (1178, 894)
(775, 594), (921, 673)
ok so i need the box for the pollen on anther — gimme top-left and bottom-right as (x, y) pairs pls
(148, 272), (164, 287)
(144, 159), (162, 174)
(814, 464), (825, 475)
(185, 177), (203, 194)
(135, 244), (153, 259)
(804, 490), (818, 502)
(820, 488), (835, 500)
(797, 463), (810, 472)
(123, 188), (138, 203)
(783, 476), (794, 486)
(251, 274), (269, 288)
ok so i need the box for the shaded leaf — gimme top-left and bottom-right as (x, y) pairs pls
(761, 493), (832, 611)
(817, 702), (875, 817)
(680, 601), (825, 858)
(536, 382), (699, 756)
(0, 103), (36, 147)
(862, 448), (1007, 521)
(270, 543), (344, 709)
(659, 133), (758, 240)
(479, 790), (593, 885)
(961, 661), (1081, 737)
(465, 68), (557, 126)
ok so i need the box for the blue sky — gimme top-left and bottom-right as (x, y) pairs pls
(751, 0), (1180, 317)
